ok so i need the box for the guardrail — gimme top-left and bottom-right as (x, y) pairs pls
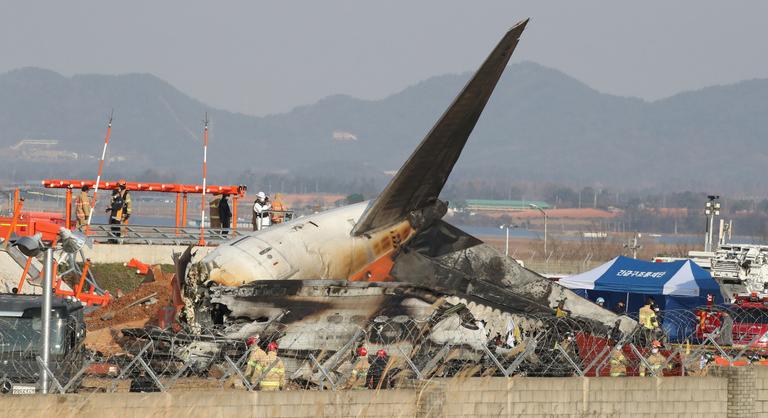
(83, 224), (244, 246)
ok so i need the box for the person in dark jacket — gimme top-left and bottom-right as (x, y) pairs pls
(219, 193), (232, 236)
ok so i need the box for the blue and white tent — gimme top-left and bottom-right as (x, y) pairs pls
(559, 256), (723, 341)
(559, 256), (723, 312)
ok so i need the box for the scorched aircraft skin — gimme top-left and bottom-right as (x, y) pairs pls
(175, 20), (635, 375)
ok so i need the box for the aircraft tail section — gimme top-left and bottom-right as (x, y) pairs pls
(352, 19), (529, 236)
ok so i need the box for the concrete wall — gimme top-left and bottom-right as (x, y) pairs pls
(2, 375), (736, 418)
(439, 376), (728, 417)
(1, 389), (417, 418)
(755, 367), (768, 415)
(81, 244), (212, 265)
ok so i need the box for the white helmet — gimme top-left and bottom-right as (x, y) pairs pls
(257, 191), (266, 200)
(596, 297), (605, 305)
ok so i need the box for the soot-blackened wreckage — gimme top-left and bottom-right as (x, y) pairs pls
(146, 20), (635, 382)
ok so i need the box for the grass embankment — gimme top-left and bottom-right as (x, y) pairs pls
(85, 263), (175, 295)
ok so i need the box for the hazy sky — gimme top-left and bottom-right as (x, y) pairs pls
(2, 1), (766, 116)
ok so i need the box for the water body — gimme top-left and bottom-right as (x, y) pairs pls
(112, 216), (768, 246)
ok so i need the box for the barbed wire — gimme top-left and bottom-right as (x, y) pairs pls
(1, 304), (767, 394)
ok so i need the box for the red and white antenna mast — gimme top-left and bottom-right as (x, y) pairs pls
(198, 113), (209, 246)
(86, 110), (113, 233)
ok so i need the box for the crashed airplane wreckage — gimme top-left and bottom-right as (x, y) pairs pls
(131, 19), (635, 382)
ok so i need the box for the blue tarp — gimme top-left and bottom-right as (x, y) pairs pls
(559, 256), (723, 340)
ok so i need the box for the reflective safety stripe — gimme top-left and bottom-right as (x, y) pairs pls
(260, 381), (280, 387)
(248, 361), (258, 367)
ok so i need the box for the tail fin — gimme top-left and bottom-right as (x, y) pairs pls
(352, 19), (529, 236)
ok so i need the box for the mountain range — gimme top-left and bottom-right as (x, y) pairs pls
(0, 63), (766, 194)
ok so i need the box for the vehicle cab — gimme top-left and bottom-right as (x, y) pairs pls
(0, 294), (86, 394)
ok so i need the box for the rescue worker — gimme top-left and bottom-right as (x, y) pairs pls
(244, 335), (268, 387)
(595, 297), (605, 308)
(639, 340), (668, 377)
(75, 185), (91, 228)
(258, 341), (285, 391)
(613, 301), (626, 315)
(554, 299), (569, 318)
(638, 299), (655, 329)
(218, 193), (232, 236)
(106, 180), (132, 243)
(343, 346), (370, 390)
(367, 349), (389, 389)
(270, 193), (286, 224)
(638, 298), (659, 344)
(252, 192), (271, 231)
(209, 195), (221, 229)
(609, 345), (627, 377)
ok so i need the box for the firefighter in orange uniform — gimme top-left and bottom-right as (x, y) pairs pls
(75, 185), (91, 228)
(258, 341), (285, 391)
(270, 193), (286, 224)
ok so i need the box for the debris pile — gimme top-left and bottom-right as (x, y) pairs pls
(84, 263), (174, 354)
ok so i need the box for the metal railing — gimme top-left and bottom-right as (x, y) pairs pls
(83, 224), (245, 245)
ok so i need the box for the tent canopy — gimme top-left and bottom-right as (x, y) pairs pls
(559, 256), (720, 298)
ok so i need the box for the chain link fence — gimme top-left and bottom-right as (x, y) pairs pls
(1, 304), (767, 394)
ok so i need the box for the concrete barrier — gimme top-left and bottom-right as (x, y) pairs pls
(81, 244), (213, 265)
(3, 374), (742, 418)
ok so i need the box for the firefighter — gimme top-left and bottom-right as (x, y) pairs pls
(270, 193), (286, 224)
(638, 298), (659, 344)
(258, 341), (285, 391)
(75, 185), (91, 228)
(209, 195), (221, 229)
(554, 299), (570, 318)
(595, 297), (605, 308)
(609, 345), (627, 377)
(218, 193), (232, 236)
(244, 335), (267, 387)
(638, 299), (656, 329)
(252, 192), (271, 231)
(639, 340), (667, 377)
(105, 180), (132, 242)
(367, 349), (389, 389)
(343, 346), (370, 390)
